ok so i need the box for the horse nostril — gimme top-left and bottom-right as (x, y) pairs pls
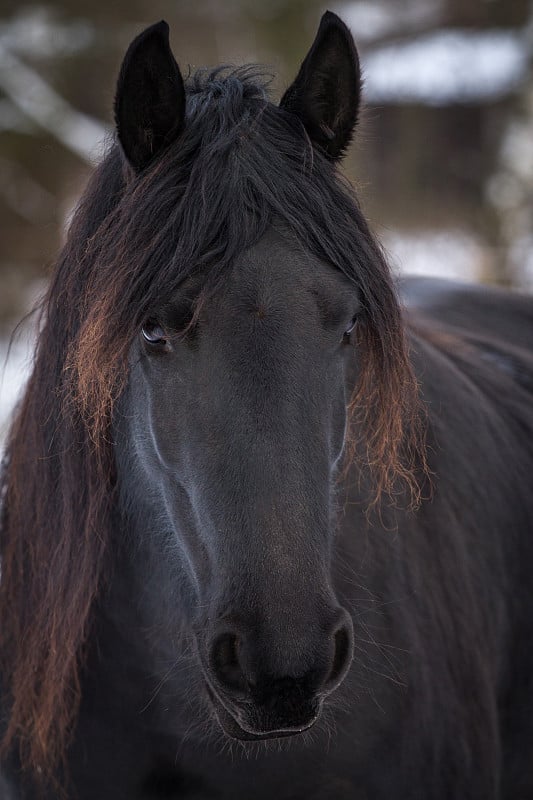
(210, 632), (247, 697)
(324, 616), (353, 693)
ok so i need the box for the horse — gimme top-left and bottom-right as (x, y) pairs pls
(1, 11), (533, 799)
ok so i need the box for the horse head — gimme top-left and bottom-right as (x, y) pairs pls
(113, 14), (362, 740)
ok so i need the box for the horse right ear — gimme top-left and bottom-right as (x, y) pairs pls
(114, 21), (185, 173)
(280, 11), (361, 160)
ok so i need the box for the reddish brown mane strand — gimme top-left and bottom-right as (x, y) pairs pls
(346, 300), (427, 511)
(0, 151), (123, 787)
(0, 370), (113, 788)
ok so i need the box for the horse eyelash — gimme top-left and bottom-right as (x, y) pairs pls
(342, 315), (358, 343)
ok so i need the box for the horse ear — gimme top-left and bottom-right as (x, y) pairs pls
(114, 20), (185, 172)
(279, 11), (361, 160)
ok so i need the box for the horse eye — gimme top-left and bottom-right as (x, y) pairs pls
(342, 315), (358, 343)
(141, 319), (167, 346)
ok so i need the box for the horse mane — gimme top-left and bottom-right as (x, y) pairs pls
(0, 66), (423, 784)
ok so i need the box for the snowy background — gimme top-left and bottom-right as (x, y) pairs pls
(2, 0), (533, 449)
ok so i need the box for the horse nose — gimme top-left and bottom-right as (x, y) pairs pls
(209, 629), (248, 698)
(207, 608), (353, 708)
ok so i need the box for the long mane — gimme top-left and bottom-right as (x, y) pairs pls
(0, 67), (423, 783)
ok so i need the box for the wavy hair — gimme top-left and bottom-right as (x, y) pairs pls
(0, 67), (424, 784)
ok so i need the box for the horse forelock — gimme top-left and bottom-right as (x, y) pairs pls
(71, 66), (423, 487)
(0, 65), (425, 785)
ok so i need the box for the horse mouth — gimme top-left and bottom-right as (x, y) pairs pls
(205, 683), (319, 741)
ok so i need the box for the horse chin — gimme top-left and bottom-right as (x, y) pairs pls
(205, 683), (319, 741)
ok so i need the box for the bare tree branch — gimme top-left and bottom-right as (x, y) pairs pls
(0, 41), (110, 163)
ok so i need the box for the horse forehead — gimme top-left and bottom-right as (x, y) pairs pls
(224, 229), (313, 305)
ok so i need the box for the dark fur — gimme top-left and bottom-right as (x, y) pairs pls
(1, 13), (533, 800)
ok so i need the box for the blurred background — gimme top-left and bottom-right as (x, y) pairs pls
(1, 0), (533, 444)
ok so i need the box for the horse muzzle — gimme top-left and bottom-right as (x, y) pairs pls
(205, 680), (321, 740)
(200, 607), (354, 740)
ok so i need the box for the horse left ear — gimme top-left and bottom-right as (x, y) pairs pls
(114, 20), (185, 172)
(279, 11), (361, 160)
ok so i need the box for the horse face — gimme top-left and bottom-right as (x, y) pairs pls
(122, 228), (357, 739)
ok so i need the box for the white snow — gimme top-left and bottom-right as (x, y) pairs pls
(382, 228), (485, 281)
(0, 334), (34, 452)
(0, 7), (94, 59)
(363, 30), (528, 104)
(334, 0), (443, 43)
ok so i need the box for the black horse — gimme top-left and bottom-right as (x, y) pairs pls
(1, 12), (533, 800)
